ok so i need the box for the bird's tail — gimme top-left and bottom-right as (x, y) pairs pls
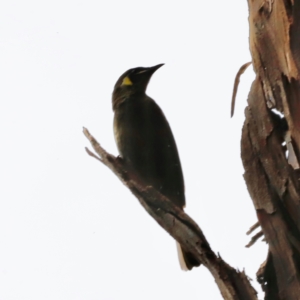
(176, 242), (201, 271)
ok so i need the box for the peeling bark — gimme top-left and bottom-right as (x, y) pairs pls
(242, 1), (300, 298)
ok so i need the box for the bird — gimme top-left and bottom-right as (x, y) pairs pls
(112, 64), (200, 270)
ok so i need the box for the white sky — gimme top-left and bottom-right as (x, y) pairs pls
(0, 1), (268, 299)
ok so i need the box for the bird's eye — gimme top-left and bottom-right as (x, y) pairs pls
(121, 76), (133, 86)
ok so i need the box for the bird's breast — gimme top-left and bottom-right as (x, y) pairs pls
(112, 95), (185, 208)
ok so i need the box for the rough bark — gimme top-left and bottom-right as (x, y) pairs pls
(83, 128), (257, 300)
(242, 1), (300, 298)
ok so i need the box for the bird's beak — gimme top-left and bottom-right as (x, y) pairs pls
(134, 64), (164, 91)
(147, 64), (164, 74)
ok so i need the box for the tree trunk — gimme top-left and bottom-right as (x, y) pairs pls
(241, 1), (300, 298)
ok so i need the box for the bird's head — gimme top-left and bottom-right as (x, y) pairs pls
(112, 64), (164, 110)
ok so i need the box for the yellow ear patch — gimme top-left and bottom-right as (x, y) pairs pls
(122, 76), (133, 86)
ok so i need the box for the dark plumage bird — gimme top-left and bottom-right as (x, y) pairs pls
(112, 64), (200, 270)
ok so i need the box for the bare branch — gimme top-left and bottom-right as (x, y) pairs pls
(231, 61), (252, 117)
(83, 127), (257, 300)
(246, 222), (260, 235)
(85, 147), (102, 162)
(246, 230), (264, 248)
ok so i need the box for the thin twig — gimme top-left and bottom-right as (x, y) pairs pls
(247, 222), (260, 235)
(246, 231), (264, 248)
(85, 147), (102, 162)
(231, 62), (252, 117)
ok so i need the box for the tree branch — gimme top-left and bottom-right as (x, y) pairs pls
(83, 127), (257, 300)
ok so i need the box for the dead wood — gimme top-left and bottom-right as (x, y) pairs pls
(241, 1), (300, 298)
(83, 127), (257, 300)
(231, 62), (252, 117)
